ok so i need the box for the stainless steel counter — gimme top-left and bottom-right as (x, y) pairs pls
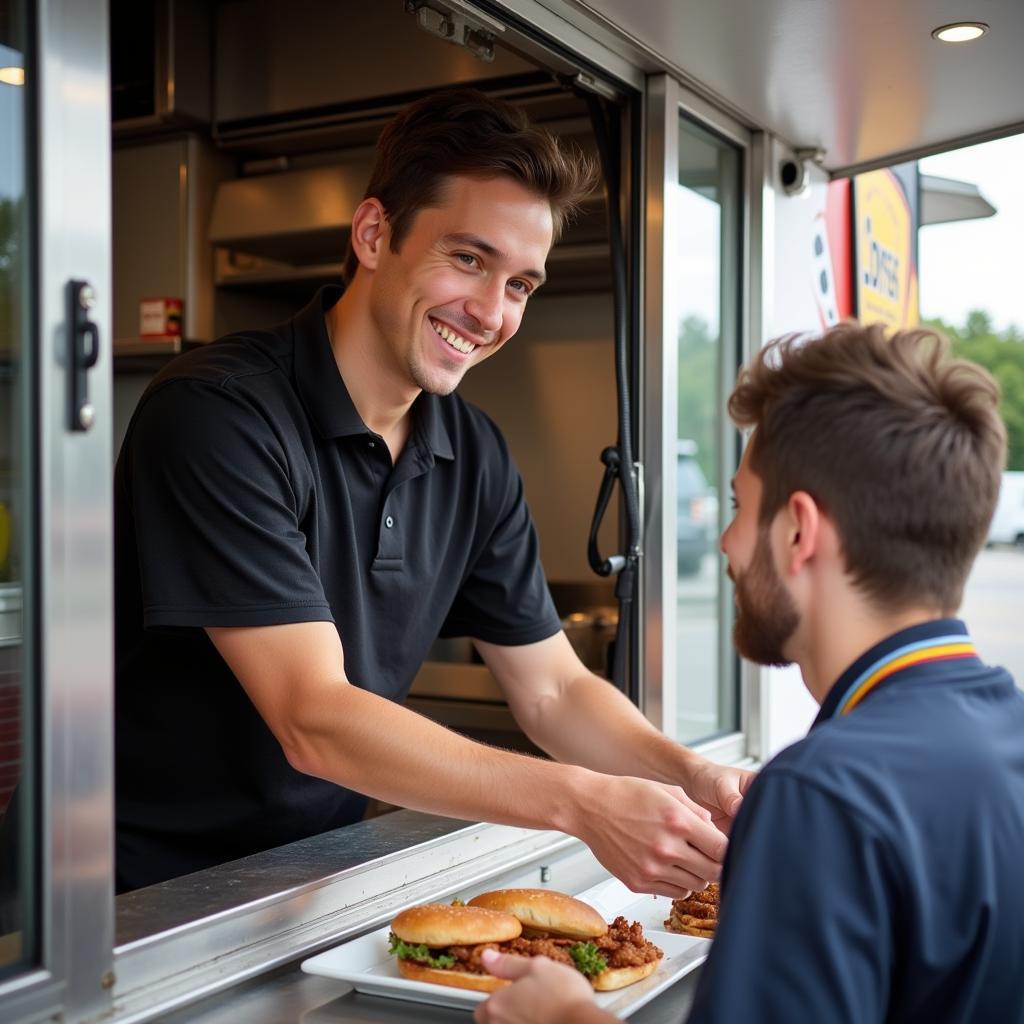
(116, 810), (474, 946)
(112, 812), (599, 1021)
(153, 955), (702, 1023)
(110, 811), (703, 1022)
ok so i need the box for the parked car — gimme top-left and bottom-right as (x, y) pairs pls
(677, 440), (717, 575)
(987, 471), (1024, 547)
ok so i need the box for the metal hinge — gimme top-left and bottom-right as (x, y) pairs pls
(406, 0), (505, 63)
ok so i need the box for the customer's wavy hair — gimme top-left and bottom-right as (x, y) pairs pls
(729, 322), (1007, 612)
(342, 88), (598, 283)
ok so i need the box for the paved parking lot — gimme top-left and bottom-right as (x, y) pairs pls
(961, 546), (1024, 685)
(672, 544), (1024, 741)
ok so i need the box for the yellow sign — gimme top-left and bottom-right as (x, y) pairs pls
(855, 170), (918, 329)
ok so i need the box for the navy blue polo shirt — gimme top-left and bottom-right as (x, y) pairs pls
(114, 286), (561, 892)
(688, 619), (1024, 1023)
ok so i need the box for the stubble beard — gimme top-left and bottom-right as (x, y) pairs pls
(731, 527), (800, 667)
(408, 349), (465, 397)
(407, 322), (471, 397)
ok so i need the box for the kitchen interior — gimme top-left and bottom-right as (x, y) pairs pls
(111, 0), (630, 763)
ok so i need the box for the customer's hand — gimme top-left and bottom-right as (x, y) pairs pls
(473, 949), (613, 1024)
(683, 759), (757, 835)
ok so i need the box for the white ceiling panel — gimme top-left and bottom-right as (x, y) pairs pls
(566, 0), (1024, 172)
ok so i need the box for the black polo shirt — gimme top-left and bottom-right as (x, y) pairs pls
(114, 286), (561, 892)
(688, 619), (1024, 1023)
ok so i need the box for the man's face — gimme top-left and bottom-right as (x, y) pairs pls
(366, 174), (553, 397)
(720, 442), (800, 667)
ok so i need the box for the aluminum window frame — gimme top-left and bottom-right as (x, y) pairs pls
(640, 73), (761, 765)
(0, 1), (116, 1023)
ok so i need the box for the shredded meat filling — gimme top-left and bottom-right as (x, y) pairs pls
(441, 937), (576, 974)
(665, 882), (720, 933)
(593, 916), (664, 968)
(411, 917), (662, 976)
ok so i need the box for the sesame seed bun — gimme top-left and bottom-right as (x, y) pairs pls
(468, 888), (608, 940)
(390, 903), (522, 947)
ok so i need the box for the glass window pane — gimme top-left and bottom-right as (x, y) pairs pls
(673, 116), (741, 744)
(0, 0), (37, 974)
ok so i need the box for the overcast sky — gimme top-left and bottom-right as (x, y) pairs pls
(919, 134), (1024, 334)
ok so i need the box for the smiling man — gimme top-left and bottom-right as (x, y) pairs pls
(113, 89), (751, 894)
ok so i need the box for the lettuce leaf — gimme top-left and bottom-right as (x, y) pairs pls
(569, 941), (608, 977)
(388, 932), (456, 969)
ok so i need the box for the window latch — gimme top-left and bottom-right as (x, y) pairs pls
(66, 279), (100, 431)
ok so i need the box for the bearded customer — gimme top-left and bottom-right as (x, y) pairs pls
(113, 89), (751, 894)
(474, 323), (1024, 1024)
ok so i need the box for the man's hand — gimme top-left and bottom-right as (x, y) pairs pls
(683, 759), (757, 836)
(568, 774), (729, 896)
(473, 950), (613, 1024)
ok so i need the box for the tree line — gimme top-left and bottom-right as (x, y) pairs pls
(678, 310), (1024, 484)
(924, 311), (1024, 471)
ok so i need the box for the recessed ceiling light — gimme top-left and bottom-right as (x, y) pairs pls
(931, 22), (988, 42)
(0, 66), (25, 86)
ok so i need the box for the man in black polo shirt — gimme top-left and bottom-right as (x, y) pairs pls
(114, 89), (753, 893)
(475, 323), (1024, 1023)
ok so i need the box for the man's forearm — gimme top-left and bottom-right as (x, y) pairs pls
(287, 679), (596, 833)
(522, 671), (705, 785)
(213, 621), (732, 895)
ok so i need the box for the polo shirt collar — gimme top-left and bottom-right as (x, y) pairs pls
(411, 393), (455, 462)
(813, 618), (977, 727)
(292, 285), (454, 460)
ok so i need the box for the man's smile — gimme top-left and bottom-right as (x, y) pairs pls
(429, 316), (479, 356)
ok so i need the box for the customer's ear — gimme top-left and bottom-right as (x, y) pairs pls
(783, 491), (821, 575)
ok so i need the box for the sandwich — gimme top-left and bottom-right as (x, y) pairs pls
(388, 902), (524, 993)
(469, 888), (663, 991)
(663, 882), (719, 938)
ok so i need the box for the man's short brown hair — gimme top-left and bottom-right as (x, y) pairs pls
(342, 88), (598, 283)
(728, 322), (1007, 612)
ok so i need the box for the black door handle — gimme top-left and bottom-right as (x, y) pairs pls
(67, 279), (100, 431)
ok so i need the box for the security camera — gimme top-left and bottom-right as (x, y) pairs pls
(779, 147), (826, 197)
(779, 157), (809, 196)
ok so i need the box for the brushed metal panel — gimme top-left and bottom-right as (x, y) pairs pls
(31, 0), (116, 1021)
(113, 135), (234, 345)
(113, 139), (188, 345)
(214, 0), (536, 126)
(562, 0), (1024, 171)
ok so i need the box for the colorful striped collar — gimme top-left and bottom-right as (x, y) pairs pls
(814, 619), (979, 725)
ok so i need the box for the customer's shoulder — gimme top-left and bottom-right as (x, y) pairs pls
(756, 718), (899, 809)
(757, 671), (1024, 824)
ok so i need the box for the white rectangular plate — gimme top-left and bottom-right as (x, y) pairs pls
(301, 882), (709, 1018)
(574, 877), (683, 936)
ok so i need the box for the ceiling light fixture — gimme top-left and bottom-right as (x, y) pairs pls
(0, 66), (25, 86)
(931, 22), (988, 42)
